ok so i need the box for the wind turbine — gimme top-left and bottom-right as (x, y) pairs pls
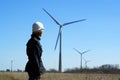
(43, 8), (86, 72)
(83, 58), (90, 68)
(74, 48), (90, 69)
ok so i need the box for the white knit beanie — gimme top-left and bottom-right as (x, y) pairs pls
(32, 21), (44, 32)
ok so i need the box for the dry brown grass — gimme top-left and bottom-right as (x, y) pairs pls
(0, 72), (27, 80)
(0, 72), (120, 80)
(42, 73), (120, 80)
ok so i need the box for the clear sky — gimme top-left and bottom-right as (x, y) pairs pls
(0, 0), (120, 71)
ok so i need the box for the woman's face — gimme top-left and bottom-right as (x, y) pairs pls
(38, 29), (44, 37)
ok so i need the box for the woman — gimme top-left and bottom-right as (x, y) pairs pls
(25, 21), (46, 80)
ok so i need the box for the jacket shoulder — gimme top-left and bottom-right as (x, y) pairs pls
(27, 38), (37, 46)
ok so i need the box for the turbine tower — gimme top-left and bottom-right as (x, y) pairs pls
(74, 48), (90, 69)
(43, 8), (86, 72)
(11, 60), (13, 72)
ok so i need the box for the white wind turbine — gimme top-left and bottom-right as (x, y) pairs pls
(43, 8), (86, 72)
(74, 48), (90, 69)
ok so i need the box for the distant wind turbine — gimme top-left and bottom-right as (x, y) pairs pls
(43, 8), (86, 72)
(83, 58), (90, 68)
(74, 48), (90, 69)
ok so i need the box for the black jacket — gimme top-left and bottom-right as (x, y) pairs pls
(25, 34), (42, 77)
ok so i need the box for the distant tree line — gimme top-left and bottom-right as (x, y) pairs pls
(1, 64), (120, 74)
(64, 64), (120, 74)
(47, 64), (120, 74)
(0, 69), (23, 72)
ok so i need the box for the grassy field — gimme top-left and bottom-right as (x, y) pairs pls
(0, 72), (120, 80)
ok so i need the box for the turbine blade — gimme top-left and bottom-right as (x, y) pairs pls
(43, 8), (61, 26)
(73, 48), (81, 54)
(62, 19), (86, 26)
(82, 50), (90, 54)
(54, 28), (61, 50)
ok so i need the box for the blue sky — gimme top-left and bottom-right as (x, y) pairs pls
(0, 0), (120, 71)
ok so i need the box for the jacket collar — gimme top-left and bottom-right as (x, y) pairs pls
(31, 33), (40, 40)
